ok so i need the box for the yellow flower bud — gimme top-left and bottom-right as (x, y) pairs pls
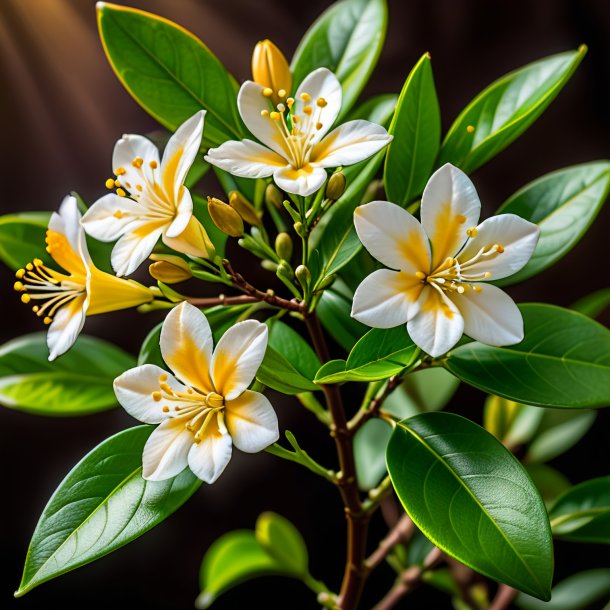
(326, 172), (347, 200)
(275, 232), (293, 261)
(148, 254), (193, 284)
(251, 39), (292, 102)
(207, 197), (244, 237)
(229, 191), (260, 226)
(265, 183), (283, 209)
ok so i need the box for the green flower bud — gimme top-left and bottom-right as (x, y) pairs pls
(265, 183), (283, 209)
(275, 232), (293, 261)
(326, 171), (346, 200)
(293, 221), (306, 237)
(229, 191), (260, 225)
(207, 196), (244, 237)
(295, 264), (311, 288)
(276, 260), (294, 281)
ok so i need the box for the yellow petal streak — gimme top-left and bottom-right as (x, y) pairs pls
(163, 330), (214, 396)
(420, 284), (456, 320)
(163, 216), (214, 259)
(46, 230), (87, 278)
(162, 146), (184, 200)
(210, 349), (238, 399)
(399, 228), (432, 274)
(429, 202), (468, 269)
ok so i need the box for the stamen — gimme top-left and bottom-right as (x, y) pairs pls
(495, 244), (505, 253)
(115, 167), (126, 176)
(159, 374), (168, 382)
(116, 188), (126, 197)
(114, 210), (124, 219)
(316, 97), (327, 108)
(262, 87), (273, 98)
(132, 157), (144, 168)
(15, 269), (25, 279)
(277, 103), (286, 112)
(466, 227), (478, 237)
(152, 391), (162, 401)
(270, 111), (281, 121)
(162, 406), (170, 412)
(43, 316), (52, 325)
(105, 178), (115, 189)
(260, 109), (269, 117)
(300, 92), (311, 101)
(114, 179), (121, 187)
(14, 281), (24, 292)
(316, 122), (323, 130)
(286, 97), (295, 108)
(415, 271), (426, 280)
(303, 106), (313, 115)
(149, 160), (158, 169)
(278, 89), (287, 98)
(21, 294), (31, 304)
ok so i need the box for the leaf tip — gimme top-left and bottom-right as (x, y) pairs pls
(577, 43), (588, 56)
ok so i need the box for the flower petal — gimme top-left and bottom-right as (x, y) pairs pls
(352, 269), (423, 329)
(160, 302), (215, 394)
(82, 193), (147, 242)
(47, 294), (87, 361)
(205, 138), (287, 179)
(237, 81), (292, 158)
(354, 200), (431, 272)
(457, 214), (540, 281)
(187, 416), (233, 484)
(225, 390), (279, 452)
(114, 364), (187, 424)
(110, 223), (166, 276)
(165, 188), (193, 239)
(421, 163), (481, 269)
(311, 120), (392, 168)
(452, 284), (524, 346)
(161, 110), (205, 202)
(162, 215), (214, 259)
(294, 68), (342, 142)
(142, 417), (193, 481)
(407, 285), (464, 357)
(273, 164), (328, 196)
(112, 134), (160, 189)
(211, 320), (268, 401)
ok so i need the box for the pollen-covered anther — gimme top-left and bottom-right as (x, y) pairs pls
(278, 89), (287, 98)
(316, 97), (328, 108)
(270, 111), (281, 121)
(149, 160), (158, 169)
(114, 210), (124, 219)
(484, 272), (492, 278)
(415, 271), (426, 280)
(159, 374), (168, 382)
(114, 179), (121, 188)
(14, 281), (25, 292)
(131, 157), (144, 169)
(116, 188), (126, 198)
(260, 109), (269, 117)
(105, 178), (115, 189)
(303, 106), (313, 116)
(262, 87), (273, 98)
(495, 244), (505, 253)
(286, 97), (295, 108)
(15, 269), (25, 279)
(277, 103), (286, 112)
(162, 406), (170, 413)
(316, 122), (323, 130)
(152, 391), (162, 402)
(466, 227), (478, 237)
(21, 294), (31, 304)
(300, 92), (311, 101)
(43, 316), (52, 325)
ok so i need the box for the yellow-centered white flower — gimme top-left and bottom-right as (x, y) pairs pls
(13, 196), (153, 361)
(204, 68), (392, 197)
(82, 111), (213, 277)
(114, 302), (279, 483)
(351, 164), (540, 357)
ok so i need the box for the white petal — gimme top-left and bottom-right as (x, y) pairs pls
(352, 269), (422, 329)
(142, 417), (193, 481)
(165, 188), (193, 239)
(354, 200), (431, 272)
(273, 164), (328, 197)
(112, 134), (160, 188)
(457, 214), (540, 281)
(48, 195), (91, 271)
(311, 120), (392, 168)
(162, 215), (213, 259)
(205, 139), (287, 179)
(452, 284), (524, 346)
(110, 224), (165, 276)
(294, 68), (342, 142)
(49, 196), (84, 254)
(160, 302), (214, 393)
(113, 364), (187, 424)
(47, 295), (87, 361)
(211, 320), (268, 401)
(237, 81), (292, 158)
(81, 193), (146, 242)
(421, 163), (481, 269)
(225, 390), (279, 452)
(407, 285), (464, 357)
(187, 418), (233, 484)
(161, 110), (205, 202)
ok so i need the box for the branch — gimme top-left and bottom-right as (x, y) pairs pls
(348, 375), (404, 433)
(365, 514), (415, 571)
(186, 294), (259, 307)
(488, 585), (518, 610)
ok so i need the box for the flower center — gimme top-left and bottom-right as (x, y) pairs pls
(153, 375), (225, 443)
(14, 258), (85, 325)
(259, 88), (327, 169)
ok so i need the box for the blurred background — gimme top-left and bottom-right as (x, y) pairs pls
(1, 0), (609, 608)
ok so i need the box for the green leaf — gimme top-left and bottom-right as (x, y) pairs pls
(268, 320), (320, 380)
(257, 348), (318, 395)
(496, 162), (610, 286)
(0, 333), (134, 416)
(354, 418), (392, 490)
(387, 412), (553, 599)
(315, 327), (418, 384)
(346, 93), (398, 124)
(97, 3), (244, 148)
(516, 569), (610, 610)
(437, 47), (587, 173)
(255, 512), (309, 576)
(549, 476), (610, 543)
(484, 396), (544, 449)
(443, 304), (610, 408)
(572, 288), (610, 319)
(291, 0), (388, 119)
(16, 426), (200, 596)
(398, 367), (460, 413)
(384, 53), (441, 205)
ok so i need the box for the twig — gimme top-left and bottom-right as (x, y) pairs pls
(365, 514), (415, 571)
(348, 375), (404, 433)
(488, 584), (518, 610)
(186, 295), (258, 307)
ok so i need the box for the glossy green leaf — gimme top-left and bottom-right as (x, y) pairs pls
(98, 3), (244, 147)
(17, 426), (200, 596)
(346, 93), (398, 124)
(387, 412), (553, 599)
(444, 304), (610, 408)
(572, 288), (610, 319)
(0, 333), (134, 416)
(291, 0), (387, 119)
(438, 47), (586, 173)
(384, 53), (440, 205)
(517, 569), (610, 610)
(315, 327), (418, 384)
(497, 162), (610, 286)
(268, 321), (320, 380)
(549, 476), (610, 543)
(255, 512), (309, 576)
(526, 464), (571, 507)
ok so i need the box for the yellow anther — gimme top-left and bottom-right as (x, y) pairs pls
(149, 160), (158, 169)
(15, 269), (25, 279)
(466, 227), (478, 237)
(260, 109), (269, 117)
(162, 406), (170, 413)
(105, 178), (115, 189)
(286, 97), (295, 108)
(466, 125), (475, 133)
(116, 188), (126, 197)
(159, 374), (168, 382)
(32, 305), (39, 313)
(115, 167), (126, 176)
(152, 391), (162, 402)
(484, 272), (491, 278)
(456, 214), (467, 224)
(26, 263), (33, 271)
(33, 258), (43, 266)
(303, 106), (313, 115)
(14, 281), (24, 292)
(262, 87), (273, 98)
(114, 210), (124, 219)
(136, 184), (143, 191)
(270, 111), (281, 121)
(278, 89), (287, 98)
(292, 115), (299, 124)
(277, 103), (286, 112)
(415, 271), (426, 280)
(114, 179), (121, 188)
(43, 316), (52, 325)
(316, 97), (328, 108)
(300, 92), (311, 101)
(496, 244), (505, 253)
(132, 157), (144, 168)
(21, 294), (31, 304)
(316, 121), (323, 130)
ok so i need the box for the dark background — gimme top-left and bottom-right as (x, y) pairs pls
(1, 1), (609, 608)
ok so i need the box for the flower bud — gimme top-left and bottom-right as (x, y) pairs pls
(276, 261), (294, 281)
(207, 196), (244, 237)
(148, 254), (192, 284)
(265, 183), (283, 209)
(251, 39), (292, 102)
(295, 264), (311, 288)
(261, 260), (279, 272)
(326, 172), (346, 200)
(275, 232), (293, 261)
(293, 221), (306, 237)
(229, 191), (260, 226)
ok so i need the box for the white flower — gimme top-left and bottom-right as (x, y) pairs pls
(204, 68), (392, 197)
(351, 163), (540, 357)
(114, 302), (279, 483)
(82, 111), (213, 277)
(13, 196), (153, 361)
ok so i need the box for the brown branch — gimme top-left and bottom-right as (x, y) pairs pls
(348, 375), (404, 433)
(488, 584), (518, 610)
(365, 514), (415, 571)
(372, 547), (444, 610)
(186, 295), (259, 307)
